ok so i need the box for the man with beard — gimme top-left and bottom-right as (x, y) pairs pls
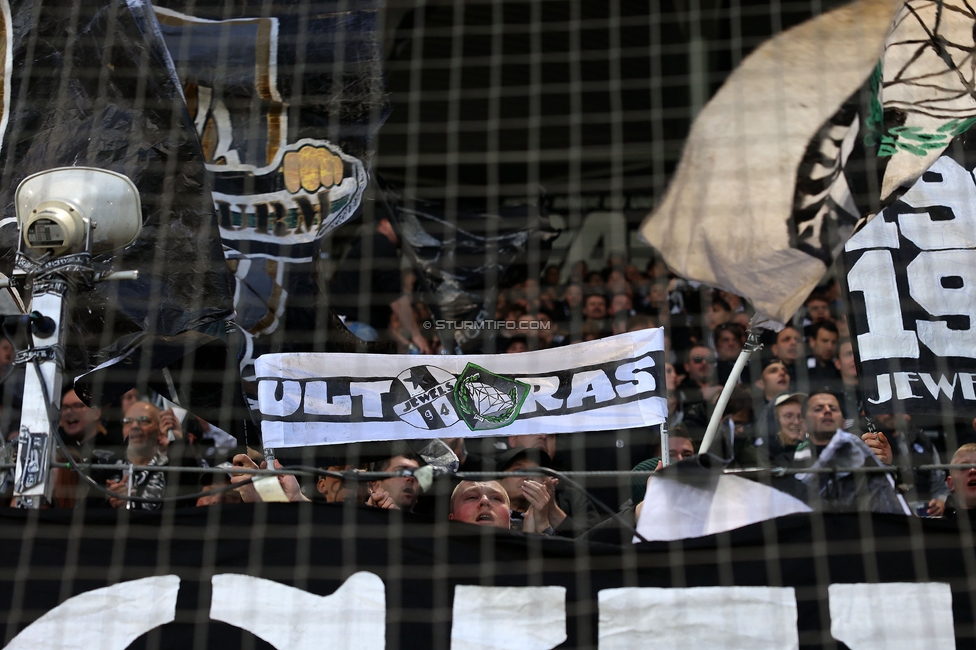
(448, 480), (511, 529)
(104, 401), (168, 511)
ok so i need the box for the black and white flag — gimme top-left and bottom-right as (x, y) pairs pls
(255, 329), (667, 447)
(845, 153), (976, 416)
(151, 0), (389, 377)
(640, 0), (976, 324)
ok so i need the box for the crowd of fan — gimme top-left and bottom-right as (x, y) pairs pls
(2, 252), (976, 535)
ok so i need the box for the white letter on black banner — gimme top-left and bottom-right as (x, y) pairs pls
(847, 249), (919, 361)
(451, 585), (566, 650)
(210, 572), (385, 649)
(598, 586), (799, 648)
(5, 576), (179, 650)
(828, 582), (953, 649)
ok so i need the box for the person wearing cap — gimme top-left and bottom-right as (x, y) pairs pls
(496, 447), (557, 535)
(768, 393), (806, 466)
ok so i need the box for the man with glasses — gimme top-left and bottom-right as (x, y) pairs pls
(103, 401), (168, 511)
(679, 344), (722, 409)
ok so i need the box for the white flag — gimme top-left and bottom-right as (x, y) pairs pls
(640, 0), (903, 323)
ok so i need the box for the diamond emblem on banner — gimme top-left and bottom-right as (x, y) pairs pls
(454, 363), (529, 431)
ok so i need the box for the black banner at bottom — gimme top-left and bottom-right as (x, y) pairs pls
(0, 505), (974, 648)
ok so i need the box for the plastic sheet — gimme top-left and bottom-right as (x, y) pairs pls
(798, 431), (911, 514)
(152, 0), (391, 381)
(396, 198), (559, 354)
(0, 1), (235, 399)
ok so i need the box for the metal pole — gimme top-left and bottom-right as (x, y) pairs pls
(699, 326), (765, 455)
(12, 288), (68, 508)
(660, 421), (671, 467)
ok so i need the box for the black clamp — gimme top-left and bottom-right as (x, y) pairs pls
(14, 345), (65, 369)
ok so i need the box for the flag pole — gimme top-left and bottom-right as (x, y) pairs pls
(660, 421), (670, 467)
(699, 325), (765, 455)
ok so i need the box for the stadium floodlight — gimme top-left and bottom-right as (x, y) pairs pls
(6, 167), (142, 508)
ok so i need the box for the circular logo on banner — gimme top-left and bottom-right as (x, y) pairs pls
(391, 366), (460, 430)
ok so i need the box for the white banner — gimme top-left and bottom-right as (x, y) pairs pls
(255, 329), (668, 447)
